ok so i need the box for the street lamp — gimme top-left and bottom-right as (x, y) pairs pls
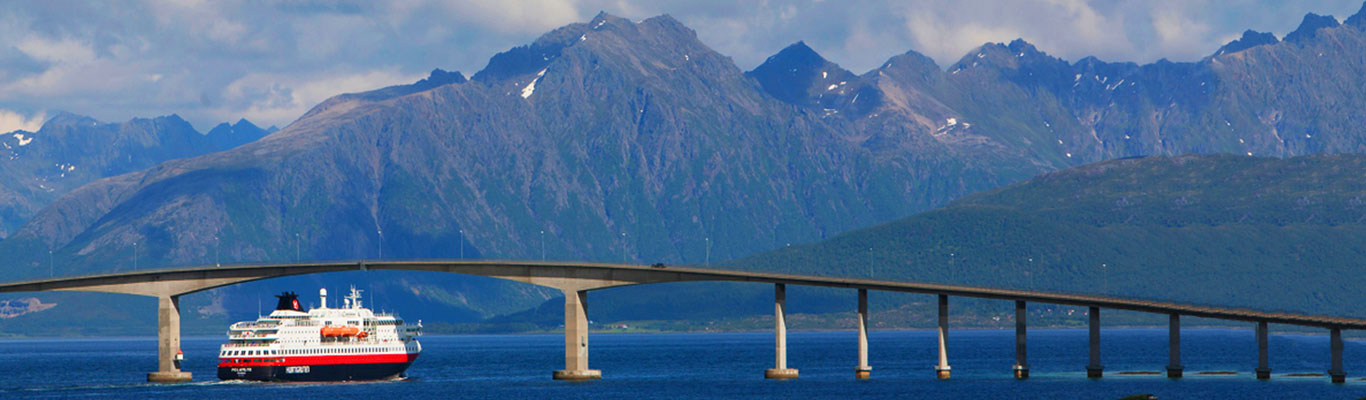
(868, 247), (873, 277)
(48, 250), (53, 277)
(377, 229), (383, 259)
(458, 229), (464, 259)
(295, 233), (301, 262)
(540, 230), (545, 260)
(705, 237), (710, 266)
(133, 242), (138, 270)
(621, 232), (627, 263)
(1102, 263), (1108, 295)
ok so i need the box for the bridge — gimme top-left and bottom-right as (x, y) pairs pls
(1, 260), (1362, 383)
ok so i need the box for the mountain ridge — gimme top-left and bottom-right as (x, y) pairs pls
(0, 113), (269, 240)
(9, 5), (1366, 333)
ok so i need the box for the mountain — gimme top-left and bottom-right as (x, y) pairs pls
(1213, 30), (1278, 57)
(745, 41), (860, 109)
(1284, 13), (1340, 44)
(205, 119), (271, 152)
(0, 114), (273, 241)
(9, 5), (1366, 333)
(3, 13), (1015, 332)
(0, 113), (229, 239)
(728, 154), (1366, 319)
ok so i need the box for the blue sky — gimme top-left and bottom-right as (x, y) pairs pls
(0, 0), (1361, 133)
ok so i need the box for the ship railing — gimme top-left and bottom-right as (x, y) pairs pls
(229, 322), (280, 330)
(228, 331), (278, 338)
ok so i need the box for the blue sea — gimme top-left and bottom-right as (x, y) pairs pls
(2, 329), (1365, 399)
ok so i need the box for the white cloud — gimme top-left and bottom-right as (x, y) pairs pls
(215, 69), (426, 127)
(444, 0), (585, 34)
(905, 15), (1023, 65)
(14, 36), (96, 65)
(1150, 4), (1215, 60)
(0, 109), (46, 133)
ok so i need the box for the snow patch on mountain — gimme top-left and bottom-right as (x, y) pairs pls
(521, 68), (548, 99)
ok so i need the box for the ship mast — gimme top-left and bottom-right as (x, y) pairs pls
(347, 285), (363, 309)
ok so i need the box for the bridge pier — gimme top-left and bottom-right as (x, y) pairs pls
(936, 294), (951, 379)
(855, 288), (871, 379)
(1013, 300), (1028, 379)
(765, 283), (798, 379)
(1087, 307), (1103, 378)
(1167, 313), (1182, 378)
(1330, 327), (1345, 384)
(1255, 321), (1271, 379)
(553, 290), (600, 380)
(147, 295), (191, 383)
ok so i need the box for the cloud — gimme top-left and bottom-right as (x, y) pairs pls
(904, 15), (1024, 66)
(0, 109), (46, 133)
(442, 0), (585, 34)
(1151, 6), (1214, 60)
(14, 36), (96, 64)
(214, 69), (426, 127)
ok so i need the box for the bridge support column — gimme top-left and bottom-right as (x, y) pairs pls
(1330, 327), (1346, 384)
(766, 283), (798, 379)
(1013, 300), (1029, 379)
(148, 295), (191, 383)
(1255, 321), (1271, 380)
(936, 294), (951, 379)
(855, 289), (871, 379)
(1167, 313), (1182, 378)
(1086, 307), (1103, 378)
(553, 290), (600, 380)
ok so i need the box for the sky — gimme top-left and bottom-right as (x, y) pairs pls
(0, 0), (1362, 133)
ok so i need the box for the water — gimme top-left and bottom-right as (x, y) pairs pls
(2, 329), (1365, 399)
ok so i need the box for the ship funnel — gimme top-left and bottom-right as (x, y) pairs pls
(274, 292), (302, 311)
(319, 288), (328, 309)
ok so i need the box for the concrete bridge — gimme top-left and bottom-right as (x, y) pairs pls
(1, 260), (1362, 383)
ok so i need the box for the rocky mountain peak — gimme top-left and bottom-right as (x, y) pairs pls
(1006, 38), (1042, 57)
(1346, 1), (1366, 28)
(472, 12), (698, 84)
(1213, 30), (1279, 57)
(41, 112), (98, 129)
(876, 49), (941, 78)
(206, 118), (268, 151)
(747, 41), (858, 107)
(951, 39), (1059, 73)
(1284, 13), (1340, 44)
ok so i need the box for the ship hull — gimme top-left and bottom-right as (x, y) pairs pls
(218, 361), (414, 382)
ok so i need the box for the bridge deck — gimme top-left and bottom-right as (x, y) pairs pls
(0, 260), (1361, 329)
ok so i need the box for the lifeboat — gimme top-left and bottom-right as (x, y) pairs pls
(320, 326), (368, 338)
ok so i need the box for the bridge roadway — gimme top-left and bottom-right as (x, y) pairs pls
(0, 260), (1359, 383)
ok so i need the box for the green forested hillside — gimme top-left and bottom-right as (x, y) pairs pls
(727, 154), (1366, 319)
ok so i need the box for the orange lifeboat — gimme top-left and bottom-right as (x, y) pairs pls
(320, 326), (368, 338)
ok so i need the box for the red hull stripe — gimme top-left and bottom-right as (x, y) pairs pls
(217, 353), (419, 367)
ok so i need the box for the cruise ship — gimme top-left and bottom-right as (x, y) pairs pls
(217, 287), (422, 381)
